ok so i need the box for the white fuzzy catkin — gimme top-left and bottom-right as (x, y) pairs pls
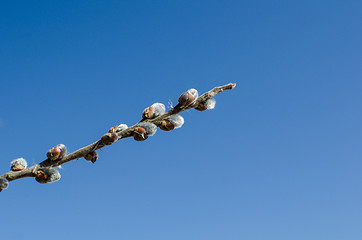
(117, 124), (128, 132)
(10, 158), (28, 170)
(56, 144), (67, 155)
(48, 168), (61, 182)
(37, 167), (61, 183)
(0, 177), (9, 190)
(188, 88), (199, 100)
(204, 98), (216, 109)
(178, 88), (199, 106)
(166, 114), (184, 128)
(151, 103), (166, 117)
(138, 122), (157, 136)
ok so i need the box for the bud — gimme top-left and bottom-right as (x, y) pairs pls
(109, 124), (128, 133)
(138, 122), (157, 136)
(101, 132), (118, 145)
(85, 151), (98, 164)
(108, 125), (119, 133)
(35, 167), (61, 184)
(160, 114), (184, 131)
(134, 122), (157, 141)
(47, 144), (67, 161)
(195, 98), (216, 111)
(142, 103), (166, 119)
(178, 88), (198, 106)
(0, 177), (9, 192)
(117, 124), (128, 132)
(10, 158), (28, 171)
(133, 127), (148, 141)
(143, 105), (154, 119)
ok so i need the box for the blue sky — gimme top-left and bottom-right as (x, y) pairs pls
(1, 1), (362, 239)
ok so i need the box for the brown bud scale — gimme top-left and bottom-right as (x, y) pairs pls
(134, 127), (148, 141)
(178, 92), (195, 106)
(11, 164), (25, 171)
(85, 151), (98, 164)
(195, 104), (208, 111)
(143, 106), (155, 119)
(160, 120), (175, 131)
(35, 170), (49, 183)
(109, 126), (119, 133)
(101, 132), (118, 145)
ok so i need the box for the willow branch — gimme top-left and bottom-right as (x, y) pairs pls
(1, 83), (236, 184)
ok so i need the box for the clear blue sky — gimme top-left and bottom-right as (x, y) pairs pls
(1, 1), (361, 239)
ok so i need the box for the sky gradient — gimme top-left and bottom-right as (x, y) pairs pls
(1, 1), (362, 239)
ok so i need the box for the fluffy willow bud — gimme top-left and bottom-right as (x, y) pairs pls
(142, 103), (166, 119)
(0, 177), (9, 192)
(10, 158), (28, 171)
(178, 88), (198, 106)
(109, 124), (128, 133)
(133, 122), (157, 141)
(160, 114), (184, 131)
(117, 124), (128, 132)
(101, 132), (118, 145)
(47, 144), (67, 161)
(84, 151), (98, 164)
(195, 98), (216, 111)
(35, 167), (61, 184)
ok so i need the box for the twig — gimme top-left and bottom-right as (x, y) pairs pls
(1, 83), (236, 186)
